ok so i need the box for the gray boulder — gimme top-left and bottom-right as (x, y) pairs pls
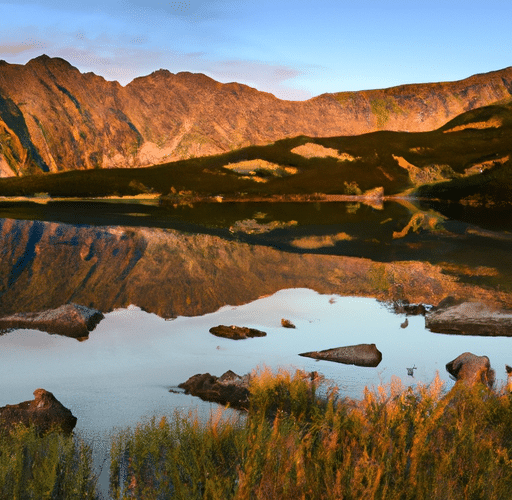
(178, 370), (251, 410)
(0, 389), (77, 435)
(446, 352), (495, 388)
(0, 303), (104, 340)
(300, 343), (382, 367)
(209, 325), (266, 340)
(426, 301), (512, 337)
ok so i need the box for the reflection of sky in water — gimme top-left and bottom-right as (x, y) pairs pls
(2, 287), (512, 439)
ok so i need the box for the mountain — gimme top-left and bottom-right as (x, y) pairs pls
(0, 101), (510, 202)
(0, 55), (511, 177)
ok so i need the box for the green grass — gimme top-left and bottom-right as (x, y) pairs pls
(0, 425), (97, 499)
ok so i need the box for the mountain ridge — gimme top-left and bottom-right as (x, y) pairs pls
(0, 55), (511, 177)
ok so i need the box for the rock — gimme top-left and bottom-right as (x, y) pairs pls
(446, 352), (495, 388)
(281, 318), (296, 329)
(426, 301), (512, 336)
(0, 389), (77, 435)
(393, 300), (427, 316)
(209, 325), (266, 340)
(300, 343), (382, 367)
(178, 370), (251, 410)
(0, 303), (104, 340)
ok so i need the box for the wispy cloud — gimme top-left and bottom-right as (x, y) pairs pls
(203, 58), (314, 100)
(0, 40), (46, 56)
(0, 25), (314, 99)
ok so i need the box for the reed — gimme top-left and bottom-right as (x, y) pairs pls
(0, 425), (97, 499)
(108, 369), (512, 499)
(9, 368), (512, 499)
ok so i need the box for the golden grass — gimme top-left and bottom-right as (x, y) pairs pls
(109, 368), (512, 499)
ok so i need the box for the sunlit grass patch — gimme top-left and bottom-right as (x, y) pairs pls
(109, 369), (512, 499)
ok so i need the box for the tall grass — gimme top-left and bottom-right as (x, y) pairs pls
(0, 425), (97, 499)
(109, 368), (512, 499)
(7, 369), (512, 499)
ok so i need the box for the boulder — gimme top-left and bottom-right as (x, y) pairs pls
(300, 343), (382, 367)
(0, 389), (77, 435)
(209, 325), (266, 340)
(446, 352), (495, 388)
(426, 300), (512, 337)
(0, 303), (104, 340)
(178, 370), (251, 410)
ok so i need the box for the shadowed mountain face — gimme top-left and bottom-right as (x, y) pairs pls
(0, 55), (511, 176)
(1, 202), (511, 319)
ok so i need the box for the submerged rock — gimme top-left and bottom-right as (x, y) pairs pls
(281, 318), (296, 329)
(426, 301), (512, 336)
(178, 370), (251, 410)
(446, 352), (495, 388)
(300, 343), (382, 367)
(209, 325), (267, 340)
(0, 303), (104, 340)
(0, 389), (77, 435)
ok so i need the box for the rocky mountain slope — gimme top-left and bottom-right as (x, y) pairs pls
(0, 55), (511, 177)
(1, 101), (510, 201)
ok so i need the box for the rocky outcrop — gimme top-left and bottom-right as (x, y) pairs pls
(0, 303), (104, 340)
(426, 301), (512, 336)
(0, 55), (511, 176)
(209, 325), (266, 340)
(0, 389), (77, 435)
(300, 343), (382, 367)
(446, 352), (495, 388)
(178, 370), (250, 410)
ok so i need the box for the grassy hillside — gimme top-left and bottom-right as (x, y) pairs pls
(0, 102), (511, 201)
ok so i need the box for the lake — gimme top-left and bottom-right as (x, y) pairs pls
(1, 198), (511, 492)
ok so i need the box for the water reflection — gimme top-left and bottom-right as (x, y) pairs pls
(1, 200), (511, 320)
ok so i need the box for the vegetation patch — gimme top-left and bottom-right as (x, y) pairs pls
(0, 425), (96, 499)
(443, 117), (503, 133)
(109, 368), (512, 500)
(290, 232), (353, 249)
(291, 143), (360, 161)
(223, 159), (297, 183)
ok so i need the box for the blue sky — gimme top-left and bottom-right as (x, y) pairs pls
(0, 0), (511, 100)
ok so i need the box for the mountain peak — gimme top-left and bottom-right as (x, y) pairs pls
(0, 56), (511, 177)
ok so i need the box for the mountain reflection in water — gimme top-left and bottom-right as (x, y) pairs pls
(0, 200), (511, 319)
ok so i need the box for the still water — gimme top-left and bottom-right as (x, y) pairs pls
(1, 199), (511, 437)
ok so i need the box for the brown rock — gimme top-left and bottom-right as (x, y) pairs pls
(209, 325), (266, 340)
(281, 318), (296, 329)
(426, 301), (512, 336)
(300, 343), (382, 367)
(0, 303), (104, 340)
(446, 352), (495, 388)
(0, 389), (77, 435)
(178, 370), (250, 410)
